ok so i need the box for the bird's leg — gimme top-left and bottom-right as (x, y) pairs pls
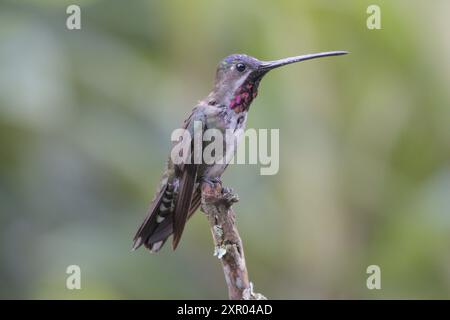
(199, 176), (222, 189)
(203, 176), (222, 185)
(199, 176), (213, 187)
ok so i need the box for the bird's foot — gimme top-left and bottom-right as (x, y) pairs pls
(221, 187), (239, 206)
(200, 178), (238, 208)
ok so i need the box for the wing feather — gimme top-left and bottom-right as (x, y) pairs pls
(172, 164), (197, 249)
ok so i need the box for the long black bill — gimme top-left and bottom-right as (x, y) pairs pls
(259, 51), (348, 71)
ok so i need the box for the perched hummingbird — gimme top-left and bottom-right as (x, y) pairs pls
(133, 51), (347, 252)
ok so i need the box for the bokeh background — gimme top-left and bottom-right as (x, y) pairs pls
(1, 0), (449, 299)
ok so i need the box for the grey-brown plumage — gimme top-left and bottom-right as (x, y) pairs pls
(133, 51), (347, 252)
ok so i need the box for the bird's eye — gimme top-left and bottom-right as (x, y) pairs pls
(236, 63), (246, 72)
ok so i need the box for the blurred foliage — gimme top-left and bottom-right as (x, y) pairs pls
(0, 0), (449, 299)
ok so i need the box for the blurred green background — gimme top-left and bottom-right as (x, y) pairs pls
(1, 0), (449, 299)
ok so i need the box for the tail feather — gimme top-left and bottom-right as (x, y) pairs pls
(132, 182), (172, 252)
(146, 215), (173, 244)
(133, 179), (202, 253)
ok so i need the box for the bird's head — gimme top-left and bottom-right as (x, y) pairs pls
(210, 51), (348, 113)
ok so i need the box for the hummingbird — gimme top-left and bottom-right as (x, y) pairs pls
(133, 51), (347, 252)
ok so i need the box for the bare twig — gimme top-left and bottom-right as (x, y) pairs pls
(200, 182), (266, 300)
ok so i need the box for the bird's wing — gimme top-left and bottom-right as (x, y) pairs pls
(172, 163), (197, 249)
(172, 108), (205, 249)
(188, 189), (202, 217)
(132, 105), (205, 252)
